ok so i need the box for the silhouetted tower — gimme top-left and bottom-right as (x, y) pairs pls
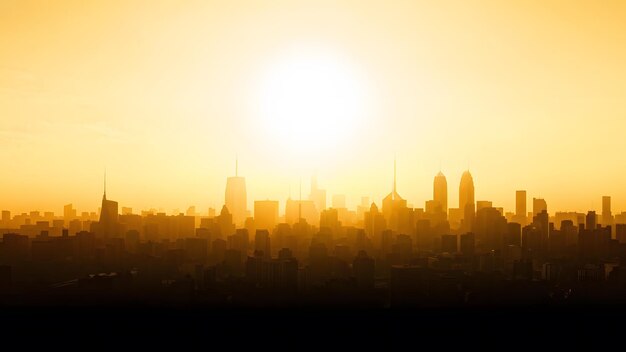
(532, 198), (547, 217)
(225, 158), (247, 227)
(382, 159), (407, 229)
(516, 190), (527, 225)
(98, 171), (119, 238)
(433, 171), (448, 214)
(459, 170), (475, 228)
(309, 174), (326, 212)
(254, 200), (279, 231)
(602, 196), (612, 226)
(586, 211), (597, 231)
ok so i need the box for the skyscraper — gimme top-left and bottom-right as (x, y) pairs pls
(459, 170), (475, 226)
(225, 159), (247, 227)
(602, 196), (612, 226)
(515, 190), (527, 225)
(533, 198), (547, 216)
(285, 198), (318, 225)
(98, 173), (119, 238)
(254, 200), (279, 231)
(586, 211), (597, 231)
(254, 229), (271, 259)
(382, 159), (407, 230)
(433, 171), (448, 214)
(309, 175), (326, 212)
(63, 204), (76, 226)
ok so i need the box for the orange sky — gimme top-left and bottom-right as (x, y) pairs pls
(1, 0), (626, 215)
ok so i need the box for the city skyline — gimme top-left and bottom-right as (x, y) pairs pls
(2, 164), (623, 225)
(3, 1), (626, 341)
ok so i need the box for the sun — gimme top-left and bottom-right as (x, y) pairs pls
(254, 48), (370, 156)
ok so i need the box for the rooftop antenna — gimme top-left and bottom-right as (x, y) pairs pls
(103, 168), (107, 199)
(393, 157), (397, 194)
(299, 178), (302, 222)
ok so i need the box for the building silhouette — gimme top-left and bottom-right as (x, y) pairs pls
(216, 205), (235, 238)
(433, 171), (448, 215)
(515, 190), (527, 225)
(309, 175), (327, 212)
(382, 159), (407, 231)
(97, 174), (119, 239)
(285, 198), (318, 225)
(225, 159), (247, 227)
(254, 200), (279, 231)
(459, 170), (475, 230)
(533, 198), (547, 217)
(63, 204), (76, 226)
(602, 196), (613, 226)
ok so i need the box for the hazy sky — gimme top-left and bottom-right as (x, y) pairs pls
(1, 0), (626, 214)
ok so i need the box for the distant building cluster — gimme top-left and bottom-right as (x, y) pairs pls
(2, 164), (626, 307)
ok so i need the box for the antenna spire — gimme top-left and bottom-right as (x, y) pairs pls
(103, 168), (107, 199)
(299, 178), (302, 222)
(393, 157), (397, 194)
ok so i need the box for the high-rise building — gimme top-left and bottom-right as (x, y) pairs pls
(255, 229), (271, 259)
(533, 198), (547, 216)
(459, 170), (475, 227)
(63, 204), (76, 225)
(2, 210), (10, 226)
(225, 159), (247, 227)
(602, 196), (612, 226)
(254, 200), (279, 231)
(285, 198), (318, 225)
(382, 160), (407, 231)
(476, 200), (493, 212)
(353, 250), (375, 289)
(515, 190), (527, 225)
(433, 171), (448, 214)
(98, 176), (119, 239)
(216, 205), (235, 238)
(586, 211), (597, 231)
(617, 224), (626, 244)
(309, 175), (326, 212)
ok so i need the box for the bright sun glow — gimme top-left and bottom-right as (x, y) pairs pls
(255, 49), (369, 155)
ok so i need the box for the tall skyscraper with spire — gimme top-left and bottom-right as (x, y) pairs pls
(225, 158), (247, 227)
(98, 171), (119, 238)
(433, 171), (448, 214)
(459, 170), (475, 229)
(382, 159), (407, 230)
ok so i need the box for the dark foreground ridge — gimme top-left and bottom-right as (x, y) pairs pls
(2, 301), (623, 348)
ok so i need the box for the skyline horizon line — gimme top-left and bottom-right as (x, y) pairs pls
(2, 165), (619, 217)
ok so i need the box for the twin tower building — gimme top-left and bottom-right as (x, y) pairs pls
(434, 170), (476, 229)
